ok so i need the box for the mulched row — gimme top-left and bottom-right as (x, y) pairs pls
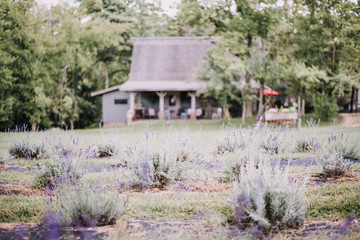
(0, 218), (359, 240)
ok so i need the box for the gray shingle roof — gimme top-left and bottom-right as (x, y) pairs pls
(121, 37), (213, 91)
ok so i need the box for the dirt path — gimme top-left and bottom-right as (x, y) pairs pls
(0, 218), (359, 239)
(340, 113), (360, 127)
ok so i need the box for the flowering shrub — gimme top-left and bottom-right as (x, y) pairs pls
(295, 137), (316, 153)
(221, 121), (290, 182)
(8, 139), (46, 159)
(217, 120), (290, 155)
(0, 154), (9, 165)
(97, 141), (118, 157)
(231, 160), (307, 230)
(124, 129), (196, 188)
(32, 155), (81, 189)
(217, 126), (246, 153)
(44, 132), (96, 159)
(317, 133), (358, 178)
(326, 133), (359, 159)
(317, 151), (352, 178)
(45, 184), (126, 227)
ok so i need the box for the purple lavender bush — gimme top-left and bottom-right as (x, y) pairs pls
(32, 155), (81, 189)
(9, 140), (46, 159)
(97, 141), (118, 157)
(231, 160), (307, 230)
(124, 129), (195, 188)
(46, 183), (126, 227)
(317, 133), (357, 178)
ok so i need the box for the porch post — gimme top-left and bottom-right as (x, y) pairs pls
(156, 91), (167, 120)
(127, 92), (136, 125)
(188, 92), (196, 120)
(129, 92), (136, 110)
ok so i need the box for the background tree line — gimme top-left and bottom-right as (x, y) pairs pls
(0, 0), (359, 130)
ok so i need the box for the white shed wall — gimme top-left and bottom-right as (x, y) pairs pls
(102, 91), (129, 124)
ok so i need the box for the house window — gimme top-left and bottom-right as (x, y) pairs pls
(114, 99), (128, 104)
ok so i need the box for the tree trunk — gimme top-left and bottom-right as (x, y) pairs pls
(104, 63), (109, 89)
(70, 88), (76, 130)
(242, 100), (246, 123)
(59, 65), (67, 127)
(332, 43), (336, 73)
(297, 96), (301, 116)
(224, 106), (231, 124)
(350, 86), (355, 113)
(70, 120), (74, 130)
(356, 89), (359, 113)
(31, 123), (36, 132)
(301, 98), (305, 116)
(245, 101), (253, 117)
(257, 86), (264, 119)
(258, 89), (273, 119)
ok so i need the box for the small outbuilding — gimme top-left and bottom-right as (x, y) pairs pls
(91, 37), (222, 126)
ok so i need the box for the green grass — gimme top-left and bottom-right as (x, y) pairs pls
(1, 119), (360, 226)
(301, 112), (343, 127)
(125, 191), (232, 220)
(307, 182), (360, 221)
(0, 195), (46, 223)
(0, 171), (35, 184)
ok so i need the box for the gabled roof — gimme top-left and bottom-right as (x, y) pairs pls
(121, 37), (213, 91)
(90, 84), (122, 97)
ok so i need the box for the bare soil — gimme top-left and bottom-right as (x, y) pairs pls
(341, 113), (360, 127)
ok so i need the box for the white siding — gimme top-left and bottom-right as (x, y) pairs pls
(102, 91), (129, 124)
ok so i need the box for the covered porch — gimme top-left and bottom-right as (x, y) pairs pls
(127, 91), (220, 124)
(121, 80), (215, 124)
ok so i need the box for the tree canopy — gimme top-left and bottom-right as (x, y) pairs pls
(0, 0), (359, 129)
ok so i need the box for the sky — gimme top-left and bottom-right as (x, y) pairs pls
(36, 0), (180, 17)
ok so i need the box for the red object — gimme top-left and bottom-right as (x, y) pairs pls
(263, 89), (280, 96)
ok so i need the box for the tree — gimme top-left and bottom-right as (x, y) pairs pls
(173, 0), (233, 36)
(0, 0), (52, 130)
(195, 38), (252, 122)
(292, 0), (360, 110)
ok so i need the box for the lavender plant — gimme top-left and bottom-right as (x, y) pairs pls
(217, 120), (290, 155)
(231, 160), (307, 230)
(317, 133), (358, 178)
(0, 154), (9, 165)
(45, 183), (126, 227)
(295, 137), (317, 153)
(221, 121), (289, 182)
(124, 129), (195, 188)
(217, 125), (246, 153)
(97, 141), (118, 157)
(32, 155), (81, 189)
(8, 139), (46, 159)
(44, 131), (96, 159)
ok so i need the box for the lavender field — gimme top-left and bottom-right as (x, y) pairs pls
(0, 119), (359, 239)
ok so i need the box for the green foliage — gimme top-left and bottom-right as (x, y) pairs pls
(312, 92), (338, 122)
(194, 40), (247, 113)
(1, 0), (359, 130)
(49, 184), (126, 226)
(0, 195), (46, 223)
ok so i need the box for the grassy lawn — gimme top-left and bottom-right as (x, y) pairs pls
(0, 117), (359, 239)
